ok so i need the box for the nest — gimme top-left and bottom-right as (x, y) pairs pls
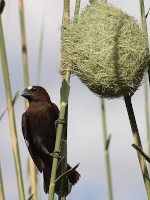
(61, 3), (150, 98)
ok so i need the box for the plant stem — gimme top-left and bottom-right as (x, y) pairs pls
(63, 0), (70, 24)
(0, 165), (5, 200)
(37, 5), (46, 85)
(124, 95), (150, 198)
(48, 71), (70, 200)
(139, 0), (150, 84)
(139, 0), (150, 172)
(73, 0), (80, 24)
(144, 75), (150, 171)
(101, 98), (113, 200)
(19, 0), (37, 199)
(48, 1), (71, 199)
(0, 17), (25, 200)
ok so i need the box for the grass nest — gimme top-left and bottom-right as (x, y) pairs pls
(61, 3), (150, 98)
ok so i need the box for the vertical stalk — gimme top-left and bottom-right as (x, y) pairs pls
(19, 0), (37, 199)
(139, 0), (150, 171)
(0, 17), (25, 200)
(124, 95), (150, 198)
(144, 75), (150, 170)
(73, 0), (80, 24)
(37, 5), (46, 85)
(63, 0), (70, 25)
(101, 98), (113, 200)
(48, 71), (70, 200)
(49, 1), (70, 199)
(100, 0), (113, 198)
(0, 165), (5, 200)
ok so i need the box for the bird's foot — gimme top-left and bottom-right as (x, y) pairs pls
(49, 151), (61, 159)
(55, 119), (66, 128)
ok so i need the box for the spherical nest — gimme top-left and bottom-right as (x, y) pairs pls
(61, 3), (150, 98)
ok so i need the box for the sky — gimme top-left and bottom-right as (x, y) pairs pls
(0, 0), (150, 200)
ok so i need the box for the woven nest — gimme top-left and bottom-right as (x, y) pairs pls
(61, 3), (150, 98)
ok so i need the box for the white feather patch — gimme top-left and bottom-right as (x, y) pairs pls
(25, 139), (29, 147)
(27, 86), (32, 90)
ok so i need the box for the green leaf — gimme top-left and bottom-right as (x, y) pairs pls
(0, 0), (5, 15)
(145, 7), (150, 18)
(0, 91), (19, 121)
(106, 134), (111, 150)
(0, 107), (7, 121)
(132, 144), (150, 163)
(54, 163), (80, 184)
(12, 90), (20, 106)
(27, 193), (34, 200)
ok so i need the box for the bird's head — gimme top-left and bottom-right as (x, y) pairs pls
(21, 86), (51, 103)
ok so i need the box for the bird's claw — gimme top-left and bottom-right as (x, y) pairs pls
(55, 119), (66, 128)
(49, 151), (61, 159)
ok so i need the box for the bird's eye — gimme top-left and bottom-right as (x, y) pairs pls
(33, 88), (37, 91)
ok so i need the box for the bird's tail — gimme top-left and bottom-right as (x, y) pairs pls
(43, 164), (80, 194)
(43, 165), (51, 194)
(67, 164), (81, 185)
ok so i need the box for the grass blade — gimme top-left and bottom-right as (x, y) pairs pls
(0, 108), (7, 121)
(132, 144), (150, 163)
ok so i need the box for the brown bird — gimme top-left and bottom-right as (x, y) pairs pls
(21, 86), (80, 194)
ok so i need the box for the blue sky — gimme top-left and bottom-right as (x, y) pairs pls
(0, 0), (150, 199)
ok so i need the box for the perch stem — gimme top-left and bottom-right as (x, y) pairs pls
(124, 95), (150, 198)
(48, 71), (70, 200)
(101, 98), (113, 200)
(0, 17), (25, 200)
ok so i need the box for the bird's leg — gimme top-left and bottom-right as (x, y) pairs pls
(40, 144), (61, 159)
(50, 151), (61, 159)
(55, 118), (66, 128)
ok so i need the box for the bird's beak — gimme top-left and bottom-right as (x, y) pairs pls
(21, 88), (31, 98)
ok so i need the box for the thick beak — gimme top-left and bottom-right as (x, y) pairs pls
(21, 88), (31, 98)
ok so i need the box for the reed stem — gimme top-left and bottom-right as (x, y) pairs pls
(144, 75), (150, 171)
(19, 0), (37, 199)
(124, 95), (150, 198)
(48, 71), (70, 200)
(73, 0), (80, 24)
(0, 17), (25, 200)
(101, 98), (113, 200)
(139, 0), (150, 172)
(37, 5), (46, 85)
(0, 165), (5, 200)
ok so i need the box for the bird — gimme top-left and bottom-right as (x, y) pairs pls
(21, 85), (80, 194)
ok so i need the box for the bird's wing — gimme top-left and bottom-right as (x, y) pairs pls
(52, 103), (59, 120)
(22, 112), (44, 173)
